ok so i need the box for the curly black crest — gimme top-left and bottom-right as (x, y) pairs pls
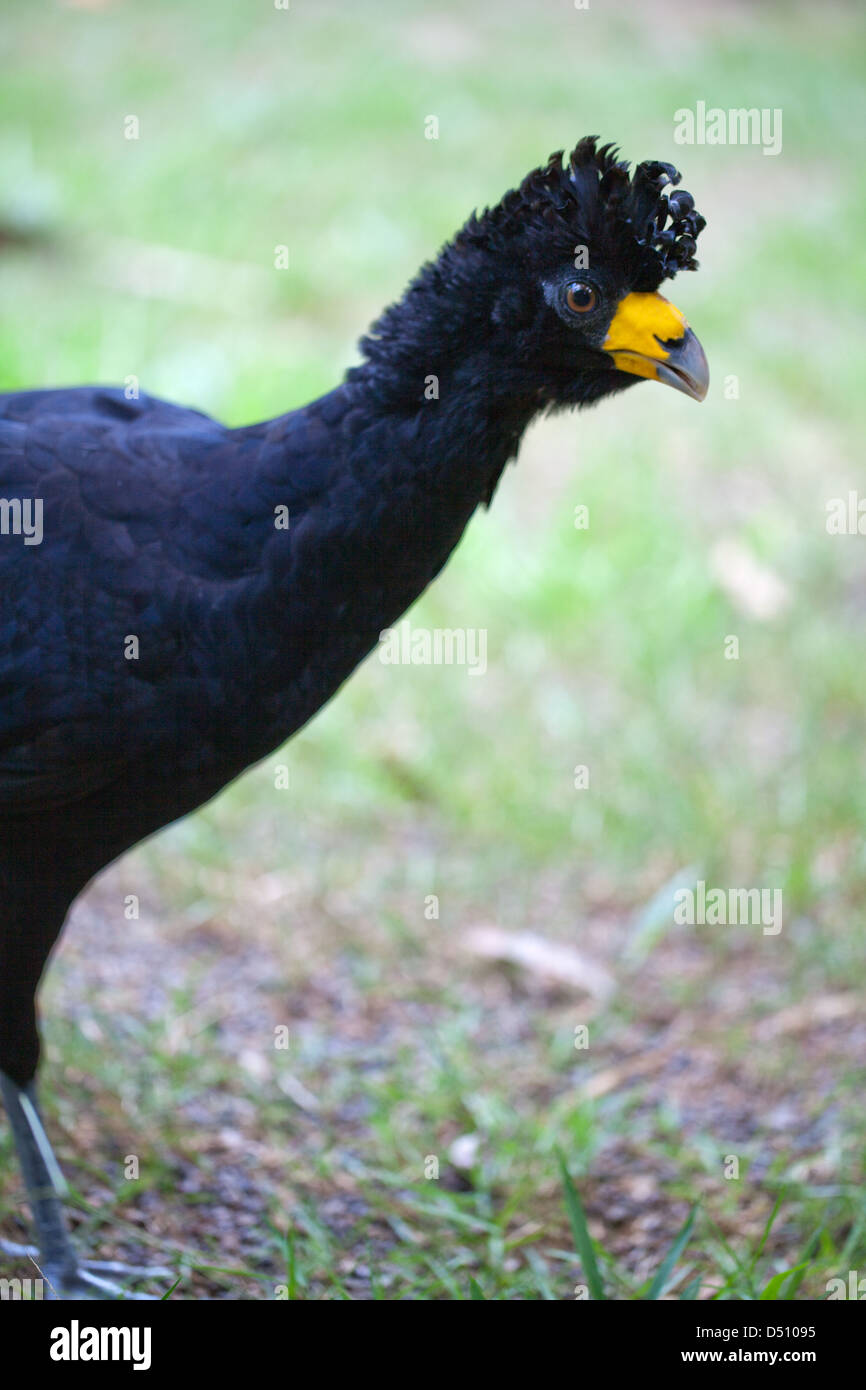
(458, 136), (705, 291)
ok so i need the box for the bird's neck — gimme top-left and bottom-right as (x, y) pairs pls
(353, 379), (535, 511)
(237, 334), (539, 736)
(233, 278), (546, 752)
(345, 281), (542, 509)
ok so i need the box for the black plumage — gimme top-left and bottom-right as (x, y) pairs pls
(0, 137), (707, 1296)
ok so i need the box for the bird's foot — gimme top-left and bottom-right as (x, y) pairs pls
(1, 1238), (173, 1299)
(43, 1265), (168, 1300)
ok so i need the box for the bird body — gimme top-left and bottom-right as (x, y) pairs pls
(0, 138), (707, 1295)
(0, 379), (491, 889)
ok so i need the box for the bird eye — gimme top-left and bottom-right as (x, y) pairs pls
(566, 282), (596, 314)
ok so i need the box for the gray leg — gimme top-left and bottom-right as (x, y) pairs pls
(0, 1071), (171, 1299)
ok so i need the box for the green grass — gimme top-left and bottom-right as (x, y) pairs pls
(1, 0), (866, 1300)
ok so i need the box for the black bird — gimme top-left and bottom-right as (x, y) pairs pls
(0, 137), (707, 1297)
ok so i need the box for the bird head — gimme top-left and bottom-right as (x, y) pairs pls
(453, 136), (709, 410)
(354, 137), (707, 425)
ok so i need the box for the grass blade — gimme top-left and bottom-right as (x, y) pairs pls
(556, 1148), (606, 1301)
(646, 1206), (697, 1300)
(759, 1263), (811, 1301)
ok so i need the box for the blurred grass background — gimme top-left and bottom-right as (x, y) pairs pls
(1, 0), (865, 1299)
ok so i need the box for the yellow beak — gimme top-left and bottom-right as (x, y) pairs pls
(602, 291), (709, 402)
